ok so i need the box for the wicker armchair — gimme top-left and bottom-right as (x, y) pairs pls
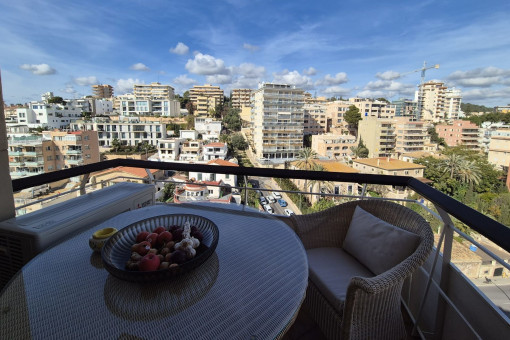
(290, 199), (433, 340)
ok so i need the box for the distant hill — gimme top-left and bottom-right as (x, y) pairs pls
(461, 103), (495, 114)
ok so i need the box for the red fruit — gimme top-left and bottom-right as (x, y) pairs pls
(136, 231), (150, 243)
(157, 231), (173, 246)
(153, 226), (166, 234)
(172, 228), (184, 242)
(139, 253), (160, 271)
(134, 241), (151, 256)
(145, 233), (159, 247)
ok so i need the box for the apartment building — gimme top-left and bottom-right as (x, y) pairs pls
(392, 98), (417, 118)
(92, 84), (114, 98)
(42, 130), (100, 171)
(179, 140), (203, 162)
(352, 157), (426, 199)
(134, 82), (175, 99)
(158, 138), (184, 162)
(394, 117), (429, 155)
(325, 100), (351, 134)
(231, 89), (253, 109)
(189, 159), (239, 187)
(358, 116), (396, 158)
(417, 81), (462, 122)
(8, 135), (45, 179)
(311, 133), (356, 161)
(496, 105), (510, 113)
(435, 120), (480, 150)
(71, 117), (167, 148)
(116, 94), (180, 117)
(251, 83), (305, 163)
(488, 127), (510, 171)
(188, 85), (224, 116)
(203, 142), (228, 161)
(304, 102), (328, 135)
(304, 94), (328, 105)
(194, 117), (222, 140)
(350, 98), (396, 119)
(16, 100), (83, 129)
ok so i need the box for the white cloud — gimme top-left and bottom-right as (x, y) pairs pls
(173, 75), (197, 87)
(116, 78), (143, 94)
(463, 87), (510, 101)
(206, 74), (233, 84)
(62, 84), (76, 94)
(376, 70), (401, 80)
(169, 42), (190, 55)
(185, 53), (229, 75)
(243, 43), (259, 52)
(233, 63), (265, 78)
(316, 72), (349, 86)
(130, 63), (150, 71)
(19, 63), (56, 75)
(448, 67), (510, 87)
(74, 76), (98, 86)
(323, 86), (351, 96)
(303, 67), (317, 76)
(272, 70), (313, 89)
(356, 89), (386, 98)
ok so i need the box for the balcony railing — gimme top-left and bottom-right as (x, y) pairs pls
(8, 159), (510, 339)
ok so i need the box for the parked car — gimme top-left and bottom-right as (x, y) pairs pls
(284, 209), (295, 216)
(263, 204), (274, 214)
(260, 196), (267, 204)
(272, 191), (282, 200)
(266, 195), (276, 203)
(278, 199), (287, 207)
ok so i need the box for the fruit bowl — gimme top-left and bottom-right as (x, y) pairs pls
(101, 214), (219, 282)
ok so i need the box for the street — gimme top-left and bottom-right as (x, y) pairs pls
(249, 176), (294, 216)
(477, 282), (510, 318)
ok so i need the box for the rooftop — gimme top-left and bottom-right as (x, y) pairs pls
(353, 157), (427, 170)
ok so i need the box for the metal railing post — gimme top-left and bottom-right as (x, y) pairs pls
(244, 175), (248, 206)
(80, 173), (90, 196)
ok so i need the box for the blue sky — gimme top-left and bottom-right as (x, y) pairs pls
(1, 0), (510, 106)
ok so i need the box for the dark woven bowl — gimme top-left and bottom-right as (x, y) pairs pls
(101, 214), (219, 282)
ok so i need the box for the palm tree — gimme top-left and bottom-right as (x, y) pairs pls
(308, 163), (335, 201)
(440, 153), (482, 186)
(295, 148), (318, 194)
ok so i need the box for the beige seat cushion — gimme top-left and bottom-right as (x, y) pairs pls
(307, 247), (374, 312)
(343, 206), (420, 275)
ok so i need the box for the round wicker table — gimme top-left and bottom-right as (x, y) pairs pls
(0, 203), (308, 340)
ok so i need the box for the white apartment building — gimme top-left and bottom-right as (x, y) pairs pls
(203, 142), (228, 161)
(75, 98), (113, 115)
(189, 159), (239, 187)
(194, 117), (222, 141)
(117, 94), (180, 117)
(231, 89), (253, 109)
(158, 138), (184, 162)
(179, 130), (199, 140)
(179, 140), (203, 162)
(71, 117), (167, 148)
(416, 81), (462, 122)
(251, 83), (305, 163)
(134, 82), (175, 99)
(16, 100), (83, 129)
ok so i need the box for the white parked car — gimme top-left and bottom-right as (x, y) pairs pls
(266, 195), (276, 203)
(284, 209), (295, 216)
(263, 204), (274, 214)
(272, 191), (282, 200)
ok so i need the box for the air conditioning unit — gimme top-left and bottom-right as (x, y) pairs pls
(0, 182), (155, 289)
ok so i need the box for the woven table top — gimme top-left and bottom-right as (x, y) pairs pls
(0, 203), (308, 340)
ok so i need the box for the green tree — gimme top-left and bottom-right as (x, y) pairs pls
(344, 105), (362, 131)
(230, 133), (247, 151)
(351, 137), (369, 158)
(186, 114), (195, 129)
(47, 96), (64, 104)
(427, 127), (446, 146)
(376, 97), (390, 104)
(185, 101), (194, 116)
(111, 138), (122, 152)
(296, 147), (318, 194)
(223, 108), (242, 132)
(310, 198), (336, 213)
(159, 182), (176, 202)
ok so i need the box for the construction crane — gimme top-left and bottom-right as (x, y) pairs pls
(401, 62), (439, 119)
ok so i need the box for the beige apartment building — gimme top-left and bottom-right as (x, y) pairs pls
(42, 131), (100, 171)
(304, 94), (327, 105)
(436, 120), (480, 150)
(304, 103), (328, 135)
(394, 117), (430, 155)
(134, 82), (175, 99)
(311, 133), (356, 161)
(488, 127), (510, 170)
(92, 84), (114, 99)
(251, 83), (304, 163)
(350, 98), (396, 119)
(231, 89), (253, 109)
(417, 81), (462, 122)
(325, 100), (352, 134)
(8, 135), (45, 179)
(352, 157), (426, 199)
(188, 85), (224, 116)
(358, 116), (396, 158)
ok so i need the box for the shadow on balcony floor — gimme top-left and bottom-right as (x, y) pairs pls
(283, 304), (420, 340)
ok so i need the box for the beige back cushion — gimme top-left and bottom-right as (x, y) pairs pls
(342, 206), (420, 275)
